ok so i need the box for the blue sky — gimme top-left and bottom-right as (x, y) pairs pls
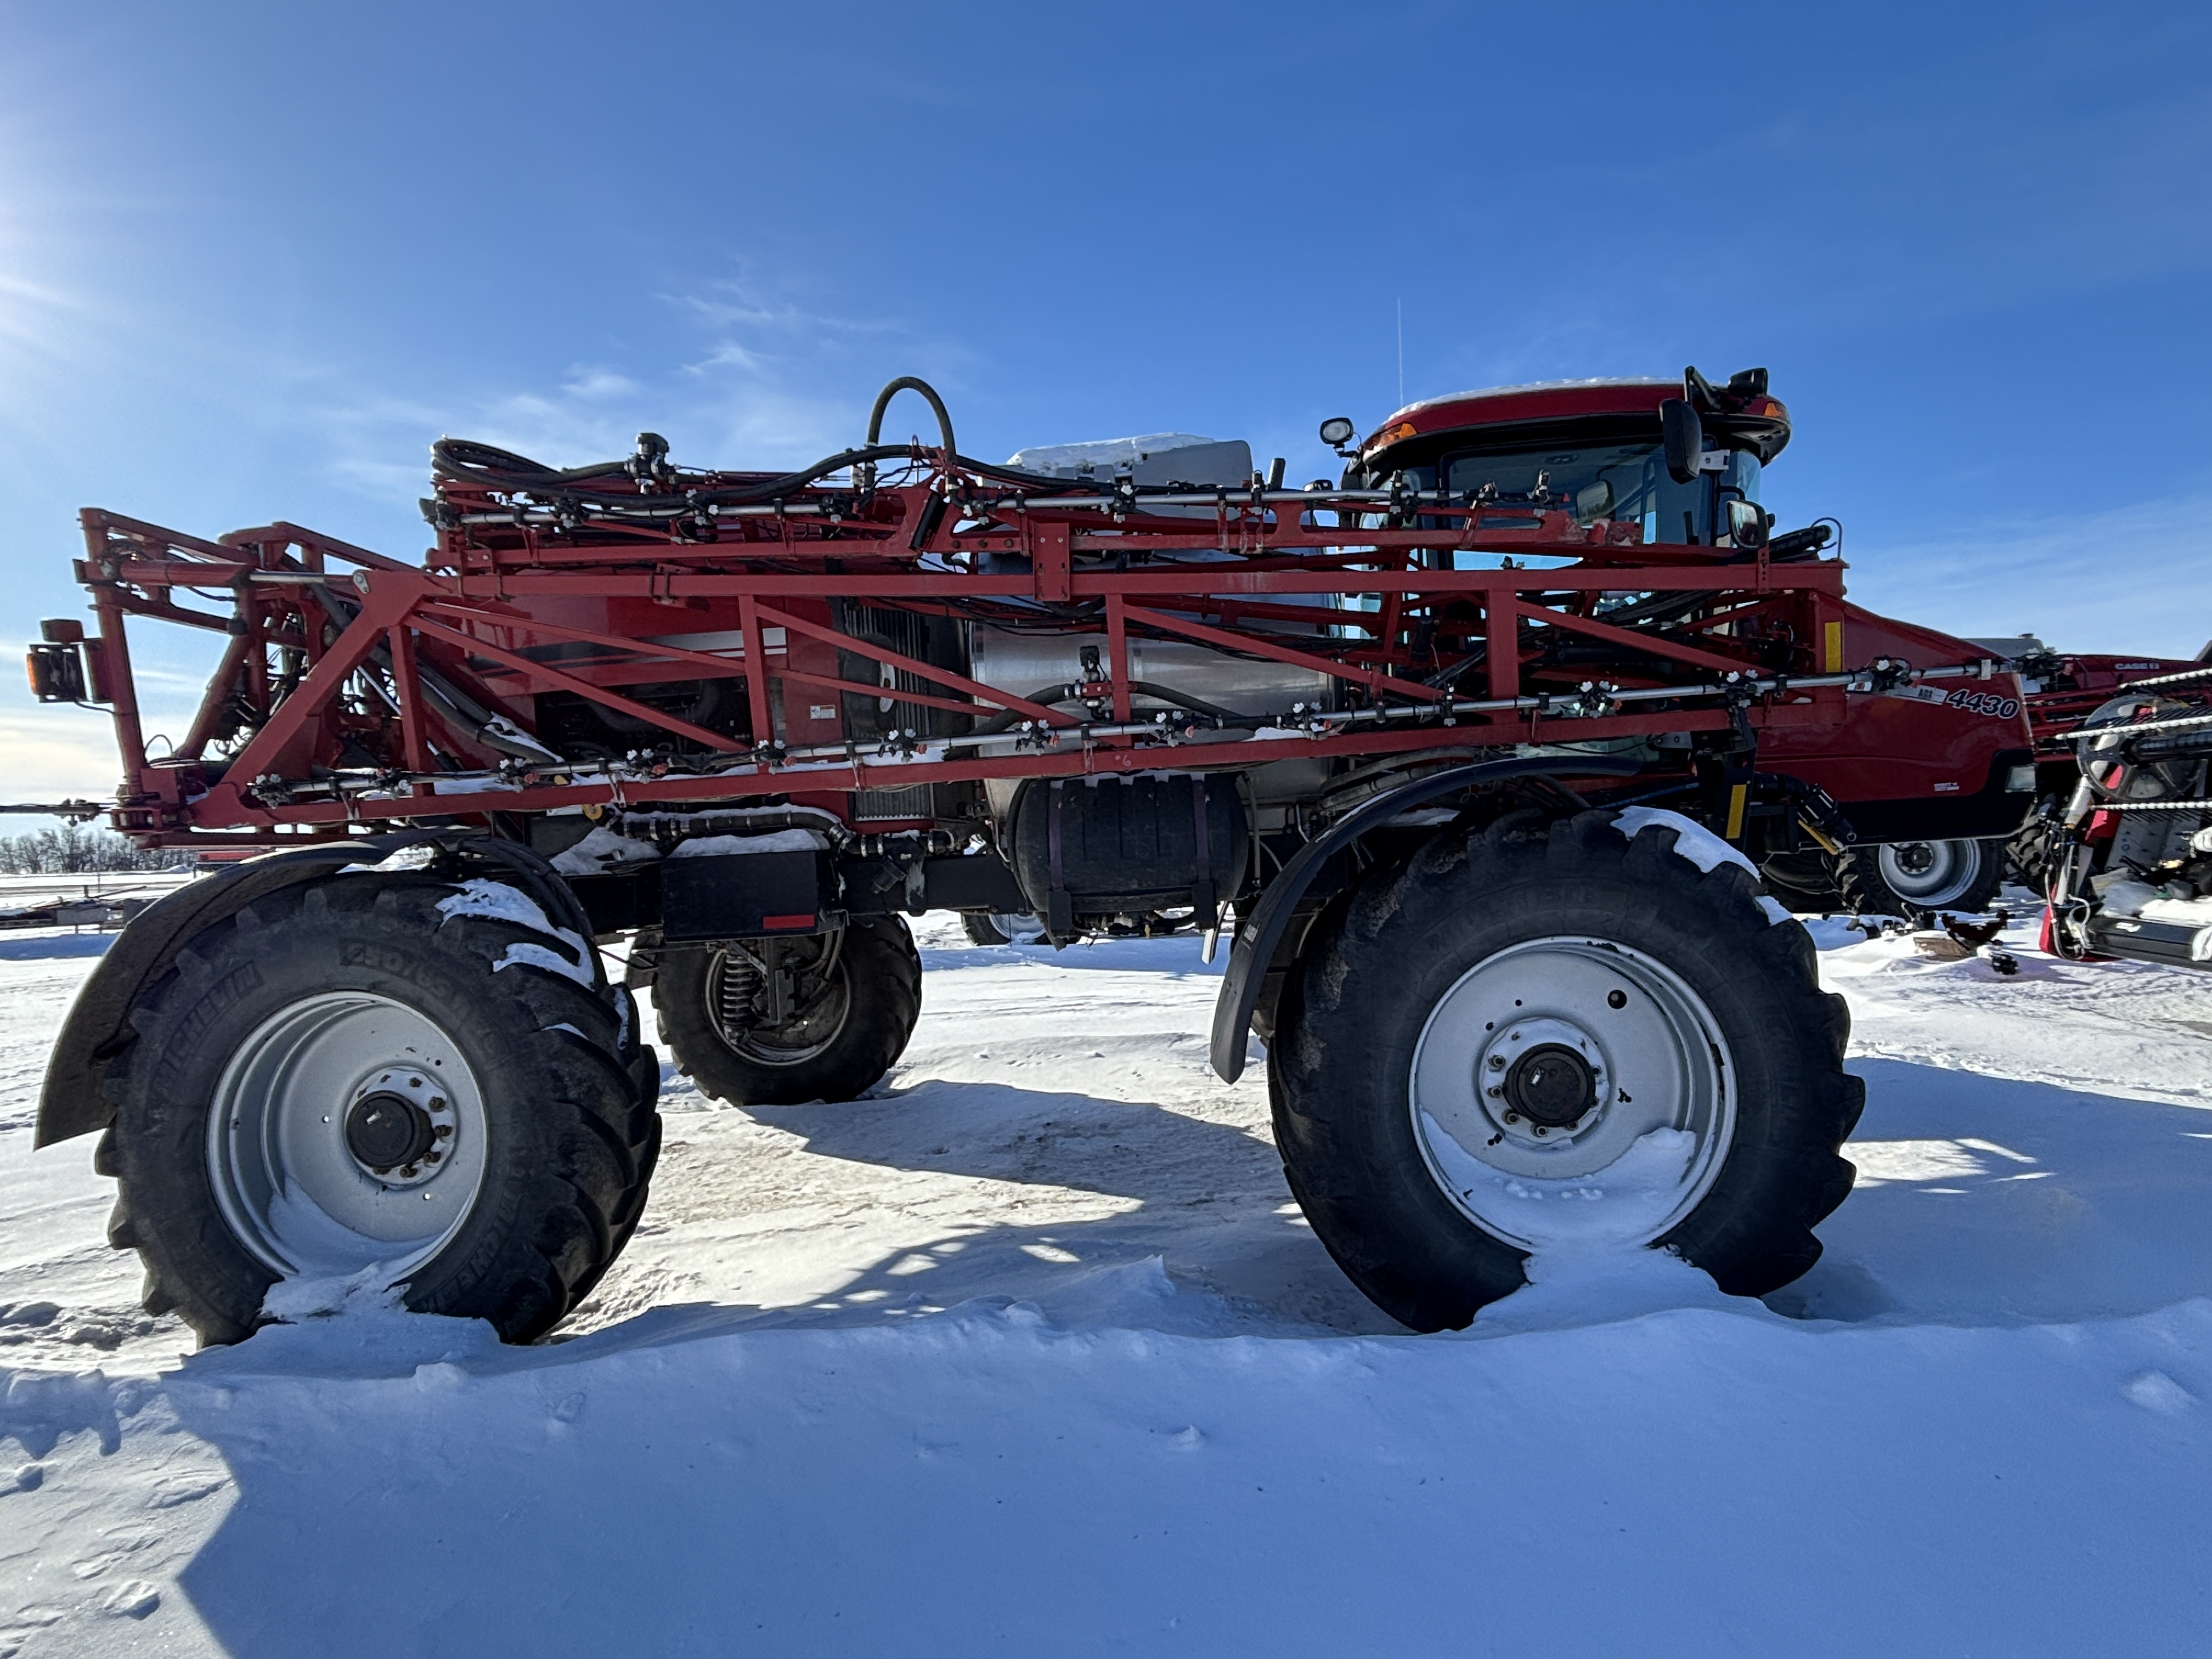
(3, 0), (2208, 799)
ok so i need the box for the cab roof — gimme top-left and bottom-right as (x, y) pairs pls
(1359, 373), (1791, 470)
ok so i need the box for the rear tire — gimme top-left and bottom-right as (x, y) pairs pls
(1271, 809), (1862, 1333)
(1839, 838), (2003, 918)
(962, 913), (1012, 946)
(654, 916), (921, 1106)
(99, 873), (660, 1347)
(961, 912), (1043, 946)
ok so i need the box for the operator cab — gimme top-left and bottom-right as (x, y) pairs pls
(1346, 366), (1788, 549)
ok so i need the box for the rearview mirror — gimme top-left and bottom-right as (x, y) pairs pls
(1318, 416), (1358, 451)
(1725, 497), (1770, 550)
(1660, 399), (1703, 485)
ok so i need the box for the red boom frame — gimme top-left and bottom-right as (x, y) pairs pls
(66, 447), (1979, 848)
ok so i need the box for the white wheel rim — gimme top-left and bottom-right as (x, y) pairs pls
(1876, 840), (1978, 905)
(1408, 936), (1736, 1251)
(208, 992), (489, 1279)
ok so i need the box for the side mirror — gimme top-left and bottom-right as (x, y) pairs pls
(1318, 416), (1358, 452)
(1725, 498), (1770, 550)
(1660, 398), (1704, 484)
(26, 641), (88, 703)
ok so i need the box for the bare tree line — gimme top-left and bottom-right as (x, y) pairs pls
(0, 823), (194, 874)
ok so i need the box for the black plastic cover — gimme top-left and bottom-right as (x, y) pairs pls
(659, 848), (839, 941)
(1006, 773), (1248, 934)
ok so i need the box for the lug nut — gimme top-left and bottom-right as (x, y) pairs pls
(1533, 1126), (1549, 1137)
(432, 1124), (453, 1139)
(1503, 1111), (1520, 1124)
(428, 1097), (447, 1112)
(1487, 1055), (1506, 1071)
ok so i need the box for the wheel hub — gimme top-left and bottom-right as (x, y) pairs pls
(1503, 1043), (1597, 1128)
(345, 1092), (433, 1171)
(341, 1068), (459, 1186)
(1892, 842), (1937, 878)
(1477, 1015), (1610, 1142)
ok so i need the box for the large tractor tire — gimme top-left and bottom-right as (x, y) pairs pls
(1837, 838), (2004, 918)
(98, 872), (661, 1347)
(1271, 808), (1863, 1333)
(653, 916), (921, 1107)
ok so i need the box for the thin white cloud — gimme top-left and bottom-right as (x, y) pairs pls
(1843, 495), (2212, 659)
(311, 267), (954, 500)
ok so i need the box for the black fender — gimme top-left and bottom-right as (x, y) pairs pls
(35, 831), (589, 1149)
(1207, 754), (1641, 1082)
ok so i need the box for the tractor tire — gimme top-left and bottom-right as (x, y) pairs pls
(962, 914), (1008, 946)
(653, 916), (921, 1107)
(2004, 801), (2062, 893)
(1838, 838), (2004, 918)
(97, 872), (661, 1347)
(961, 912), (1044, 946)
(1271, 808), (1863, 1333)
(1757, 848), (1838, 915)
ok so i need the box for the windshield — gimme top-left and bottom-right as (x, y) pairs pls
(1397, 442), (1761, 546)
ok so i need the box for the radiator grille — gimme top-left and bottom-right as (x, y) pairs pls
(853, 785), (934, 821)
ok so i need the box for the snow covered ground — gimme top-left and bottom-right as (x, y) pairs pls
(4, 903), (2210, 1655)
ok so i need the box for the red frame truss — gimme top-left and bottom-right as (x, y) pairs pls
(68, 460), (1861, 847)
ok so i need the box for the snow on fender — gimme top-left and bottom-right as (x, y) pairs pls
(1609, 806), (1797, 927)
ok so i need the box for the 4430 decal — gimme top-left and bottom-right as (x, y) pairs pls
(1882, 682), (2022, 720)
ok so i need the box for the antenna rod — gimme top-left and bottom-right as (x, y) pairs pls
(1396, 297), (1404, 408)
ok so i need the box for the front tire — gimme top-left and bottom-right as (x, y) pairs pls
(653, 917), (921, 1106)
(99, 873), (660, 1347)
(1272, 809), (1863, 1332)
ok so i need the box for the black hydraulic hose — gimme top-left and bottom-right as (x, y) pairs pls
(435, 375), (1220, 515)
(432, 373), (1248, 526)
(953, 455), (1106, 490)
(865, 376), (957, 460)
(695, 444), (915, 507)
(431, 438), (917, 510)
(861, 377), (956, 499)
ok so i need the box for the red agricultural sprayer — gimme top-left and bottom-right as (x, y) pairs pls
(22, 368), (2033, 1345)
